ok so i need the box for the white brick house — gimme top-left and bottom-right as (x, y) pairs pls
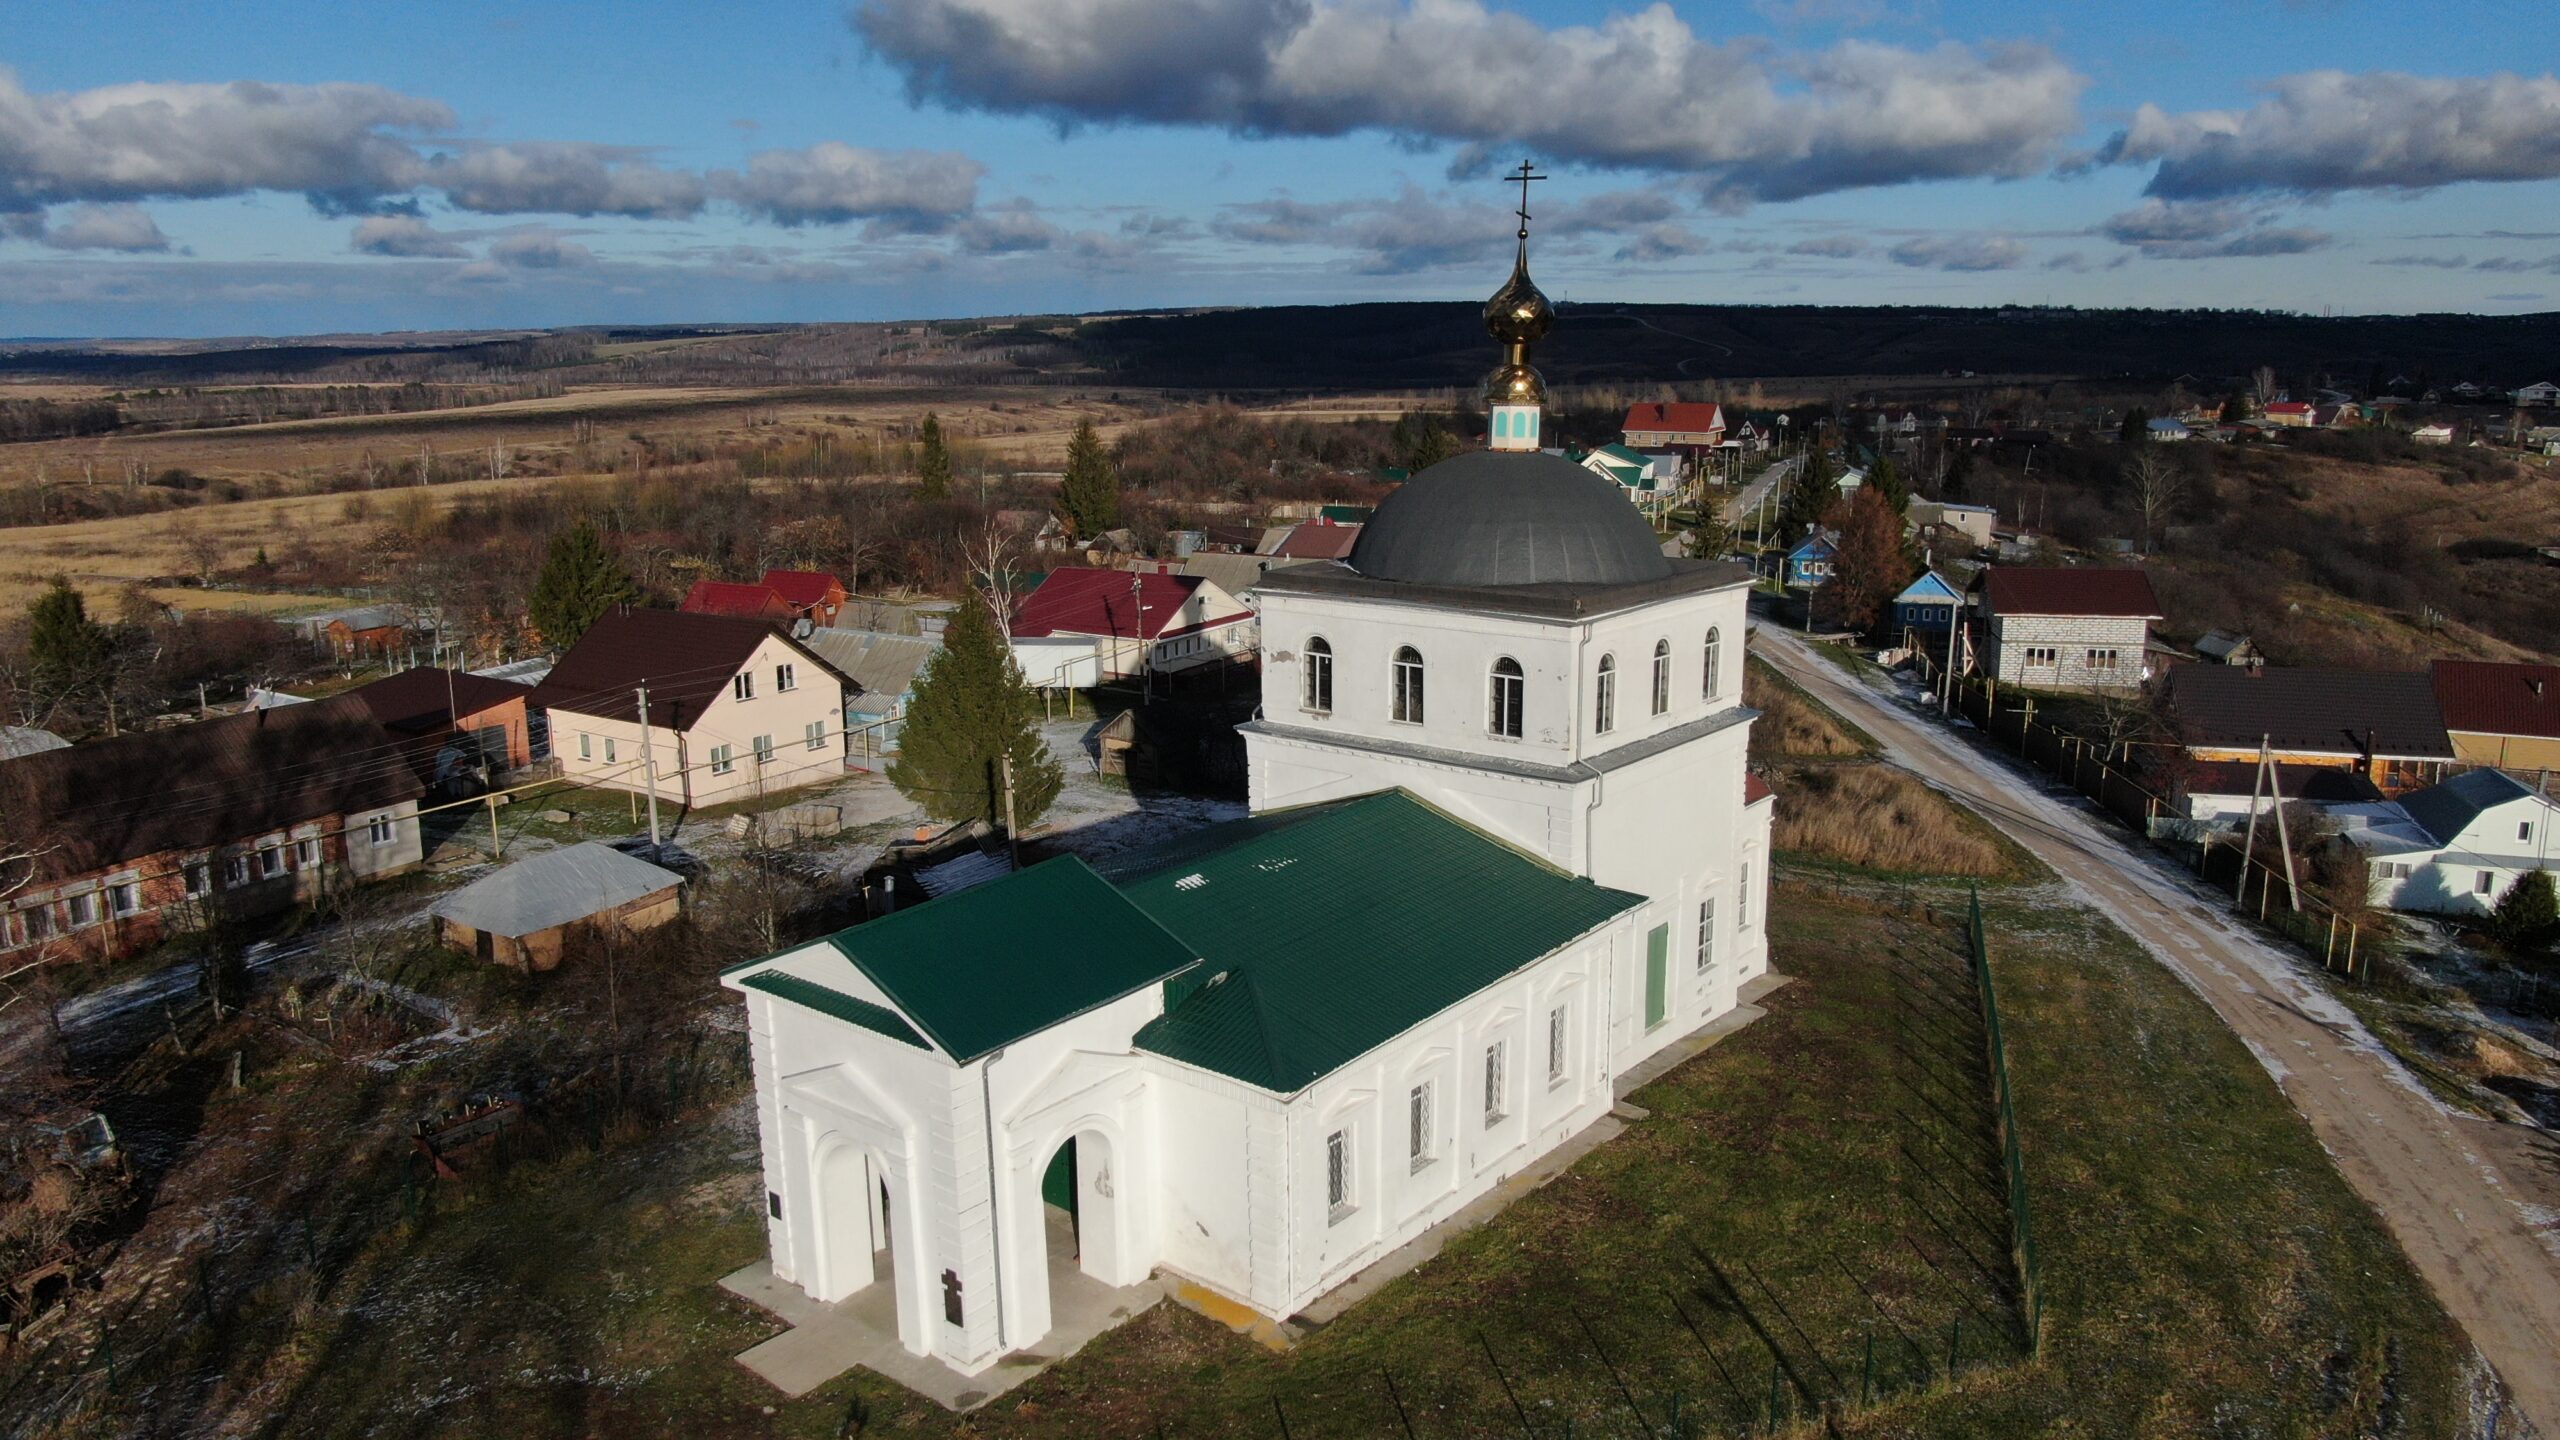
(1973, 567), (2162, 693)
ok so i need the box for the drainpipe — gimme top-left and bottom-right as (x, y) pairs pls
(979, 1046), (1010, 1354)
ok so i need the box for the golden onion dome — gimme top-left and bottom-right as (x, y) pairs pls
(1483, 359), (1546, 408)
(1483, 244), (1554, 346)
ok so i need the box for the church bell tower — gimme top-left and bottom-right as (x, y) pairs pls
(1484, 161), (1553, 453)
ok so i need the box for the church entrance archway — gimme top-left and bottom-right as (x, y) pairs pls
(1035, 1129), (1121, 1285)
(810, 1142), (879, 1301)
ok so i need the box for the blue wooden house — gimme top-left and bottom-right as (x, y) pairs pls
(1784, 531), (1838, 588)
(1892, 570), (1963, 642)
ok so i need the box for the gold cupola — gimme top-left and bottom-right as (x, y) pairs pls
(1483, 162), (1550, 452)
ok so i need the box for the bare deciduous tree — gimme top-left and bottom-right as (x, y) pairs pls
(2125, 447), (2190, 553)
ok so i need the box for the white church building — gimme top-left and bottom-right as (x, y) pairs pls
(721, 205), (1776, 1384)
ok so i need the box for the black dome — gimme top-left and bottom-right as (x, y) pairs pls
(1348, 449), (1674, 588)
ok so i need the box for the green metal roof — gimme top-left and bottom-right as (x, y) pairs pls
(1109, 791), (1646, 1095)
(737, 971), (930, 1049)
(809, 856), (1200, 1064)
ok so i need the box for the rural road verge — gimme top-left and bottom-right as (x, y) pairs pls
(1752, 621), (2560, 1435)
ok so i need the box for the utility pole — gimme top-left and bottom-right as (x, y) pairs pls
(635, 684), (663, 849)
(998, 750), (1021, 870)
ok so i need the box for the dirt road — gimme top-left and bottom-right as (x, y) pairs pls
(1752, 623), (2560, 1434)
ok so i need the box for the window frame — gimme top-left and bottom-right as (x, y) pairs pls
(604, 736), (617, 764)
(579, 732), (593, 761)
(1651, 639), (1671, 716)
(225, 854), (252, 886)
(367, 814), (397, 846)
(775, 662), (797, 693)
(183, 862), (213, 899)
(258, 843), (286, 880)
(710, 743), (736, 777)
(65, 890), (99, 929)
(1593, 654), (1617, 735)
(1407, 1079), (1436, 1172)
(806, 719), (829, 751)
(732, 671), (756, 702)
(752, 734), (775, 767)
(1697, 896), (1716, 975)
(1391, 646), (1425, 726)
(1326, 1128), (1355, 1223)
(296, 837), (322, 867)
(1482, 1040), (1507, 1127)
(1739, 861), (1753, 929)
(1303, 636), (1334, 713)
(1488, 656), (1525, 739)
(1546, 1004), (1568, 1086)
(107, 881), (141, 918)
(2085, 647), (2119, 671)
(1703, 626), (1722, 700)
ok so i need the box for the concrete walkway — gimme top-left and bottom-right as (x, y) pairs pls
(723, 1210), (1167, 1411)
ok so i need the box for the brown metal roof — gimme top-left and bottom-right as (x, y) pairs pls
(528, 609), (826, 727)
(1978, 566), (2162, 619)
(0, 695), (425, 881)
(344, 667), (532, 735)
(2431, 659), (2560, 741)
(2163, 666), (2453, 759)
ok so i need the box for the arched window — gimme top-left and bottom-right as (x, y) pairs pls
(1392, 645), (1425, 724)
(1594, 654), (1617, 735)
(1303, 636), (1333, 712)
(1703, 626), (1723, 700)
(1651, 639), (1671, 716)
(1489, 657), (1524, 738)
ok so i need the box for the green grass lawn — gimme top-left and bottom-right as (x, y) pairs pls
(18, 873), (2471, 1439)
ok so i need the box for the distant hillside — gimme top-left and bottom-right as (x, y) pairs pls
(5, 307), (2556, 392)
(1065, 303), (2560, 391)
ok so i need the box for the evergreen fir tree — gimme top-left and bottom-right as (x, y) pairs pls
(1683, 505), (1733, 561)
(916, 413), (954, 500)
(526, 524), (638, 648)
(1059, 419), (1121, 537)
(1406, 419), (1460, 471)
(2489, 868), (2558, 958)
(889, 595), (1063, 828)
(1866, 452), (1909, 513)
(1776, 451), (1836, 543)
(2119, 406), (2151, 445)
(26, 575), (112, 705)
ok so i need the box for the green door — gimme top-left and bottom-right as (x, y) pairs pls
(1041, 1137), (1079, 1222)
(1644, 925), (1669, 1028)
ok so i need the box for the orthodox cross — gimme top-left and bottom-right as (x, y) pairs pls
(1508, 160), (1545, 240)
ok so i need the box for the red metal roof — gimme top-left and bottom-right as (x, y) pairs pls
(2432, 659), (2560, 740)
(1622, 401), (1726, 436)
(1979, 566), (2162, 619)
(1012, 567), (1237, 640)
(1270, 523), (1361, 560)
(2264, 401), (2314, 415)
(1744, 772), (1774, 806)
(679, 580), (793, 620)
(761, 569), (845, 607)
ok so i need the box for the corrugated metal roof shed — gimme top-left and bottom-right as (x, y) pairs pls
(797, 628), (938, 710)
(429, 841), (682, 939)
(0, 726), (68, 760)
(1111, 790), (1645, 1095)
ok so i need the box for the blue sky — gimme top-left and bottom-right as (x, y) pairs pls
(3, 0), (2557, 336)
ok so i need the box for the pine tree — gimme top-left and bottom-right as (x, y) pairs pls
(1059, 419), (1121, 538)
(26, 575), (112, 708)
(1776, 451), (1835, 544)
(2119, 406), (2151, 445)
(1683, 505), (1733, 561)
(916, 413), (953, 501)
(1406, 419), (1460, 471)
(2489, 868), (2558, 958)
(526, 524), (638, 648)
(888, 594), (1063, 828)
(1865, 452), (1909, 513)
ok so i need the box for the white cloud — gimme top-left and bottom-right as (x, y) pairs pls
(711, 142), (984, 226)
(853, 0), (2084, 204)
(4, 201), (172, 251)
(1887, 234), (2025, 270)
(1786, 234), (1866, 257)
(0, 67), (445, 211)
(418, 143), (707, 219)
(2100, 70), (2560, 198)
(485, 228), (595, 268)
(350, 214), (467, 257)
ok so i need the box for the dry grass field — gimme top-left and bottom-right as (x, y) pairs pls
(1769, 761), (2032, 878)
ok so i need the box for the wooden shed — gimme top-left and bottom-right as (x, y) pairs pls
(430, 841), (682, 971)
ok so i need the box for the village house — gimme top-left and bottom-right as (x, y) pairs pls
(1006, 567), (1258, 688)
(2347, 769), (2558, 916)
(1577, 444), (1673, 515)
(2413, 422), (2457, 445)
(2192, 630), (2263, 667)
(0, 697), (426, 962)
(1889, 571), (1964, 648)
(340, 665), (543, 782)
(681, 579), (798, 623)
(765, 570), (852, 627)
(1906, 499), (1997, 554)
(2160, 665), (2454, 795)
(431, 840), (684, 970)
(1783, 531), (1837, 589)
(1619, 400), (1726, 451)
(1973, 567), (2162, 692)
(721, 228), (1773, 1388)
(314, 604), (415, 660)
(2431, 660), (2560, 775)
(800, 627), (941, 762)
(2263, 400), (2316, 428)
(533, 609), (852, 809)
(2512, 381), (2560, 407)
(1264, 522), (1363, 563)
(2168, 760), (2383, 825)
